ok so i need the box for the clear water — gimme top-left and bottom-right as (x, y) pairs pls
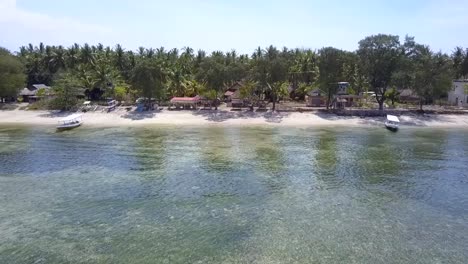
(0, 125), (467, 264)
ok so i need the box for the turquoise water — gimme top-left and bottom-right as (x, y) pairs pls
(0, 125), (467, 263)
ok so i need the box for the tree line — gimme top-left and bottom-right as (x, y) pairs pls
(1, 34), (468, 110)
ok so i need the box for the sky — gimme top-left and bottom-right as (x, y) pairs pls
(1, 0), (467, 54)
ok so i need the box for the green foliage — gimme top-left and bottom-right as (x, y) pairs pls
(317, 47), (356, 108)
(50, 72), (81, 110)
(396, 38), (453, 109)
(11, 40), (468, 109)
(452, 47), (468, 79)
(114, 85), (128, 101)
(239, 80), (260, 109)
(36, 88), (47, 97)
(385, 87), (399, 106)
(267, 81), (289, 111)
(0, 47), (26, 98)
(358, 34), (401, 110)
(183, 80), (206, 97)
(131, 59), (168, 100)
(27, 99), (50, 110)
(201, 89), (217, 100)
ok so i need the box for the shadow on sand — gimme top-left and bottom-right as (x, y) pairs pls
(121, 111), (157, 120)
(193, 109), (291, 123)
(38, 110), (75, 118)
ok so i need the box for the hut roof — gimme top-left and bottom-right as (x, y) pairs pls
(19, 88), (36, 96)
(307, 89), (324, 96)
(399, 89), (415, 97)
(32, 84), (50, 89)
(227, 81), (243, 90)
(170, 96), (201, 104)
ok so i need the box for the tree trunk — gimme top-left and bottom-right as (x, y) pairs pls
(272, 100), (276, 111)
(378, 100), (384, 111)
(419, 99), (423, 111)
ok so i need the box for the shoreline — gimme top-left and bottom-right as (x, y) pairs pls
(1, 109), (468, 128)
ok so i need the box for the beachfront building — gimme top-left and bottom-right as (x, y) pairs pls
(332, 82), (362, 108)
(224, 81), (246, 107)
(448, 80), (468, 107)
(398, 89), (419, 104)
(170, 96), (201, 109)
(224, 81), (243, 102)
(19, 84), (52, 102)
(305, 89), (326, 107)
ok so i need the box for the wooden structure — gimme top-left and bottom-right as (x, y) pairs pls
(170, 96), (201, 109)
(398, 89), (419, 104)
(19, 84), (52, 102)
(333, 94), (362, 108)
(305, 89), (326, 107)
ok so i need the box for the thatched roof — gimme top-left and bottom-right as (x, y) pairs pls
(19, 84), (52, 96)
(399, 89), (413, 97)
(170, 96), (201, 104)
(19, 88), (36, 96)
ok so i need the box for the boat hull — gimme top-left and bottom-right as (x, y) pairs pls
(385, 124), (399, 132)
(56, 122), (82, 130)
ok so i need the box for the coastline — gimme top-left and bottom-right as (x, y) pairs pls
(1, 109), (468, 128)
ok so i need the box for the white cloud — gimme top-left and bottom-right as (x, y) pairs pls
(0, 0), (114, 50)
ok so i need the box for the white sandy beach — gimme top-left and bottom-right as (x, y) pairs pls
(1, 108), (468, 128)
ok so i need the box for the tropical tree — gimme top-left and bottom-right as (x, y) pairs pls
(0, 47), (26, 101)
(385, 87), (399, 107)
(239, 80), (260, 111)
(358, 34), (402, 110)
(10, 39), (465, 110)
(92, 57), (121, 99)
(131, 59), (168, 107)
(267, 81), (289, 111)
(80, 43), (95, 65)
(50, 71), (81, 110)
(289, 49), (320, 99)
(410, 48), (452, 110)
(452, 47), (468, 79)
(318, 47), (346, 109)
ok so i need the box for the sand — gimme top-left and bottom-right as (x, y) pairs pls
(1, 108), (468, 128)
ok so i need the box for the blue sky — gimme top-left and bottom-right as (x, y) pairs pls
(1, 0), (467, 54)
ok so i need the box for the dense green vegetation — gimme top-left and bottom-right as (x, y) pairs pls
(0, 48), (26, 101)
(1, 34), (468, 109)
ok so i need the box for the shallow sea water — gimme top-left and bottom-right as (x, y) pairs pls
(0, 125), (467, 263)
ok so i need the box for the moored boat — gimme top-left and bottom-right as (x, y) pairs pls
(57, 114), (83, 130)
(385, 114), (400, 131)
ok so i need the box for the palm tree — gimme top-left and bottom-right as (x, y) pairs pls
(80, 43), (95, 65)
(48, 45), (67, 73)
(93, 58), (121, 98)
(131, 58), (169, 107)
(181, 47), (194, 59)
(138, 47), (146, 57)
(66, 44), (79, 69)
(252, 46), (263, 60)
(146, 48), (155, 58)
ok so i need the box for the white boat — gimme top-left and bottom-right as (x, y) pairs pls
(385, 114), (400, 131)
(57, 114), (83, 130)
